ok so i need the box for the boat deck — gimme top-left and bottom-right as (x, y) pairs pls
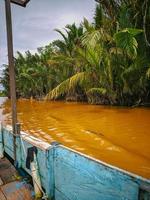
(0, 157), (33, 200)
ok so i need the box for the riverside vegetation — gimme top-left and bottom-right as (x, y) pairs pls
(1, 0), (150, 106)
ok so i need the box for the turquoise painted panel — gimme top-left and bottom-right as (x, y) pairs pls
(55, 189), (70, 200)
(54, 147), (139, 200)
(2, 128), (14, 159)
(3, 128), (14, 151)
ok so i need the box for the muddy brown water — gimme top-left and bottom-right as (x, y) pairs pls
(0, 97), (150, 179)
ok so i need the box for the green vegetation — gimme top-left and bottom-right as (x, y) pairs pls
(0, 91), (5, 97)
(1, 0), (150, 106)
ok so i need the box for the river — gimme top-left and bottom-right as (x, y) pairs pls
(0, 97), (150, 179)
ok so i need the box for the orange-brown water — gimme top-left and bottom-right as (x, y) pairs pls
(0, 97), (150, 179)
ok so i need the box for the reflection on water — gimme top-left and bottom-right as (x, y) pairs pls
(0, 97), (150, 179)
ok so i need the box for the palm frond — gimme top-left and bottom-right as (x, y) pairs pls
(55, 29), (68, 42)
(114, 28), (143, 58)
(45, 72), (89, 100)
(77, 46), (103, 71)
(82, 18), (95, 32)
(82, 29), (112, 48)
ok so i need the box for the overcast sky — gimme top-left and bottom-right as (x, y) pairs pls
(0, 0), (96, 70)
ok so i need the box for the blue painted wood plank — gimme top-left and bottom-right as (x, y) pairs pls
(55, 189), (71, 200)
(54, 147), (139, 200)
(3, 128), (14, 153)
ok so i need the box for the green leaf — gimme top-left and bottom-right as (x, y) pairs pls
(123, 28), (143, 36)
(114, 29), (140, 58)
(45, 72), (89, 100)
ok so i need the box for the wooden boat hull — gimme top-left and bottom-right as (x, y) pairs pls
(0, 124), (150, 200)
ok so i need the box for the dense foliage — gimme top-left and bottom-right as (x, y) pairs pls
(1, 0), (150, 106)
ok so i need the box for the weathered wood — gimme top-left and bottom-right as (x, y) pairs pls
(0, 156), (33, 200)
(0, 189), (6, 200)
(0, 181), (33, 200)
(0, 158), (18, 184)
(54, 146), (139, 200)
(55, 189), (70, 200)
(5, 0), (18, 162)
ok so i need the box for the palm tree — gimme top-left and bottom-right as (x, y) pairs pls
(1, 1), (150, 106)
(54, 23), (84, 56)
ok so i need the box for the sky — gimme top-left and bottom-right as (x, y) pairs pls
(0, 0), (96, 71)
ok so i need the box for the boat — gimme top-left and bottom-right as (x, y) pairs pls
(0, 123), (150, 200)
